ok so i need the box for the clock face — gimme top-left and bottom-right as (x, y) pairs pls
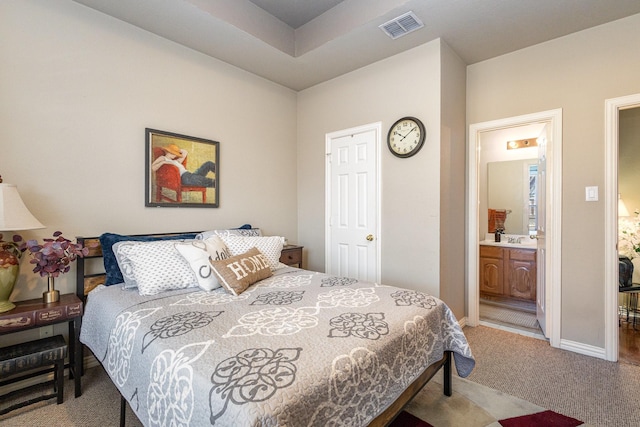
(387, 117), (426, 158)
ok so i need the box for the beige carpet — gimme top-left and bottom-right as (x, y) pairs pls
(464, 326), (640, 427)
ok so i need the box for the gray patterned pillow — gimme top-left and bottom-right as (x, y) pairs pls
(113, 241), (140, 289)
(219, 235), (285, 271)
(116, 240), (198, 295)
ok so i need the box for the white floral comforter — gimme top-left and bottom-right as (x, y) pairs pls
(80, 267), (474, 426)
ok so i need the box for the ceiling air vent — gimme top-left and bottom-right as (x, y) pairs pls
(379, 11), (424, 40)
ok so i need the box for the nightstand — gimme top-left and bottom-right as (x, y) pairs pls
(280, 245), (304, 268)
(0, 293), (83, 398)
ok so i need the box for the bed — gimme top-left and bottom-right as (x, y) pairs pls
(77, 231), (474, 426)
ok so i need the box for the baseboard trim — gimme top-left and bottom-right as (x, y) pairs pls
(458, 316), (467, 328)
(559, 338), (606, 360)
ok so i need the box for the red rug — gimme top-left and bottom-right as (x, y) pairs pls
(499, 410), (583, 427)
(389, 411), (433, 427)
(389, 410), (583, 427)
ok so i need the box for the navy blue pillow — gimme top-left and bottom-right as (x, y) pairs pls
(100, 232), (197, 286)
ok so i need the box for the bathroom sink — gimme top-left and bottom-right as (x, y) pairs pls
(480, 240), (537, 248)
(480, 235), (537, 248)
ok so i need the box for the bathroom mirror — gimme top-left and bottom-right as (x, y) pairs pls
(488, 159), (538, 235)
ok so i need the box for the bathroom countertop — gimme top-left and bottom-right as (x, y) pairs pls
(479, 240), (537, 249)
(480, 234), (537, 249)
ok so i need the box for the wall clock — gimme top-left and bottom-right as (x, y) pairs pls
(387, 116), (426, 158)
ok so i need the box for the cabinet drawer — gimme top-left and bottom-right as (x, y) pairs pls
(479, 245), (503, 259)
(508, 249), (536, 262)
(280, 246), (303, 267)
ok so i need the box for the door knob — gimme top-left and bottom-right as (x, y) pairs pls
(366, 234), (374, 241)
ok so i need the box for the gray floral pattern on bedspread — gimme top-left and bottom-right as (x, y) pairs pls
(80, 267), (475, 426)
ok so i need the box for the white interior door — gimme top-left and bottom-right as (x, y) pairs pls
(325, 123), (380, 282)
(536, 125), (548, 337)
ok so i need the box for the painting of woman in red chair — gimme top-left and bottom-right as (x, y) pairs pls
(145, 128), (219, 208)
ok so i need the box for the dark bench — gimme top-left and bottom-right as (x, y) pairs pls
(0, 335), (67, 415)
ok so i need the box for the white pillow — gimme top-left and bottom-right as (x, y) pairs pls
(175, 237), (232, 291)
(115, 240), (198, 296)
(219, 235), (285, 271)
(196, 228), (262, 240)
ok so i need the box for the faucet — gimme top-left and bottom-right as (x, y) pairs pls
(507, 236), (522, 244)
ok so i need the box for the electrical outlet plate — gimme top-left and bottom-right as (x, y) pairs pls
(40, 325), (54, 338)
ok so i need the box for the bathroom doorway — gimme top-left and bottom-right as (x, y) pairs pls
(467, 109), (562, 348)
(478, 124), (545, 338)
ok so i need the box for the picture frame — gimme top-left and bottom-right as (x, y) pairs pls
(145, 128), (219, 208)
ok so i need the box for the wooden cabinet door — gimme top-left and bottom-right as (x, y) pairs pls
(480, 256), (504, 295)
(506, 249), (536, 300)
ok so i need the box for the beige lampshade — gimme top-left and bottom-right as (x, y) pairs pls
(0, 183), (45, 231)
(619, 194), (631, 218)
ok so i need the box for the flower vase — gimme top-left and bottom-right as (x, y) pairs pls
(43, 274), (60, 304)
(0, 245), (22, 313)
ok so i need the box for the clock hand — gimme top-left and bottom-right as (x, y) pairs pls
(400, 126), (417, 141)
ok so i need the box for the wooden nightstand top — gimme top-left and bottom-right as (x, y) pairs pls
(0, 294), (83, 335)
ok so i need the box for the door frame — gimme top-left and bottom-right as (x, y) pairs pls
(467, 109), (562, 348)
(324, 122), (382, 282)
(604, 93), (640, 361)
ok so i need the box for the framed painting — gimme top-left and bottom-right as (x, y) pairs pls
(145, 128), (219, 208)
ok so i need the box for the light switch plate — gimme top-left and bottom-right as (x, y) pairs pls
(585, 186), (598, 202)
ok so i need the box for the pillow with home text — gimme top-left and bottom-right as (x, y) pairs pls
(210, 247), (272, 296)
(219, 235), (285, 271)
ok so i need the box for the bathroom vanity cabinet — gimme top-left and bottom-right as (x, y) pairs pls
(479, 245), (536, 301)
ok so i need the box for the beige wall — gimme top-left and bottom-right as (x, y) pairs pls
(1, 0), (298, 326)
(297, 39), (467, 318)
(438, 42), (467, 317)
(467, 13), (640, 347)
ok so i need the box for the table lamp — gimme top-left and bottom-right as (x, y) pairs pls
(619, 194), (630, 217)
(0, 178), (45, 312)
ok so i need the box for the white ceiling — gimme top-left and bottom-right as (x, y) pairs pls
(248, 0), (345, 29)
(72, 0), (640, 91)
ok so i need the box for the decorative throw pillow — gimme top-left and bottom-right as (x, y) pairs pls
(113, 241), (141, 289)
(175, 237), (232, 291)
(219, 235), (285, 271)
(196, 227), (262, 240)
(115, 240), (198, 295)
(210, 247), (273, 296)
(100, 232), (197, 286)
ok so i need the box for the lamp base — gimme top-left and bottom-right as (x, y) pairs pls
(43, 290), (60, 304)
(0, 262), (19, 313)
(0, 300), (16, 313)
